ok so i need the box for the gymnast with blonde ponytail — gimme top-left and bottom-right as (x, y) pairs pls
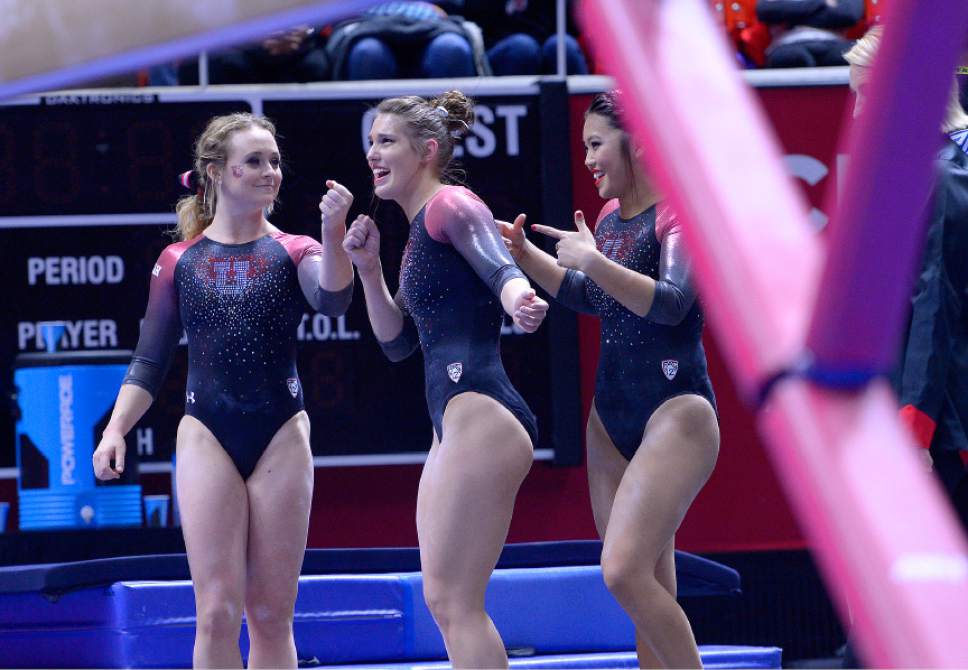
(93, 111), (354, 668)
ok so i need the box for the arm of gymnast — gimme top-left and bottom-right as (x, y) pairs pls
(555, 268), (599, 315)
(527, 203), (626, 315)
(496, 213), (590, 313)
(535, 205), (697, 323)
(121, 246), (183, 399)
(303, 178), (356, 316)
(380, 291), (421, 362)
(342, 213), (420, 362)
(297, 253), (354, 316)
(426, 187), (548, 333)
(646, 209), (699, 325)
(551, 203), (615, 315)
(94, 246), (183, 480)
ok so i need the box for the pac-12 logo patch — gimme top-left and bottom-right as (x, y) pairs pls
(661, 359), (679, 381)
(446, 362), (463, 383)
(286, 378), (299, 398)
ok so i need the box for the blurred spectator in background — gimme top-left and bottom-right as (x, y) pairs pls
(757, 0), (864, 68)
(146, 0), (590, 85)
(149, 25), (329, 85)
(710, 0), (881, 68)
(327, 2), (488, 80)
(208, 25), (330, 84)
(446, 0), (589, 76)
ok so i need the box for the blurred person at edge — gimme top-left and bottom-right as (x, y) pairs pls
(850, 27), (968, 525)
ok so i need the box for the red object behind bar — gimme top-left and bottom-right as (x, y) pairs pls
(899, 404), (937, 450)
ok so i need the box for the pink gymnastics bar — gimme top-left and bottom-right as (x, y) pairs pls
(762, 379), (968, 666)
(578, 0), (968, 666)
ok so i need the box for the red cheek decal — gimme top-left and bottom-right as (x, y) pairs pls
(231, 165), (244, 178)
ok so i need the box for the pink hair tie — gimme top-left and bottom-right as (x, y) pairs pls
(179, 170), (204, 199)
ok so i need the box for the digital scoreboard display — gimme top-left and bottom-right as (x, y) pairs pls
(0, 94), (248, 216)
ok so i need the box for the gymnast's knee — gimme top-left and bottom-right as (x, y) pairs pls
(245, 597), (295, 643)
(601, 549), (662, 609)
(423, 580), (482, 632)
(195, 592), (244, 641)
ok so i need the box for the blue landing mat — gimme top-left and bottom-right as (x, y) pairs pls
(325, 647), (783, 669)
(0, 544), (760, 669)
(0, 541), (740, 597)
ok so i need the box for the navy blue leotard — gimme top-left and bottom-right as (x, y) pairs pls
(123, 231), (352, 479)
(379, 185), (539, 446)
(556, 200), (716, 460)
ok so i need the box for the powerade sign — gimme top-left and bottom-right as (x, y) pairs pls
(57, 373), (77, 485)
(15, 353), (141, 529)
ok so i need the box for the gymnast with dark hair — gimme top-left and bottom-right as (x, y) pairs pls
(92, 112), (354, 668)
(499, 91), (719, 668)
(339, 90), (548, 667)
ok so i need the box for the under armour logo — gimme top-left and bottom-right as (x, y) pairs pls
(447, 362), (463, 383)
(151, 264), (162, 277)
(186, 391), (196, 404)
(661, 360), (679, 381)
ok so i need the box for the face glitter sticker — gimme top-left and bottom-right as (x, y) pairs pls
(231, 165), (244, 178)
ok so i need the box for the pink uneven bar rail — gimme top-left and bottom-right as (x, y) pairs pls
(579, 0), (968, 666)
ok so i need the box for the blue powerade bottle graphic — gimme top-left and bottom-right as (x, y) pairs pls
(14, 350), (142, 529)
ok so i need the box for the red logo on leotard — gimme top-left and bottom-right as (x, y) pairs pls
(599, 233), (635, 261)
(206, 255), (268, 296)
